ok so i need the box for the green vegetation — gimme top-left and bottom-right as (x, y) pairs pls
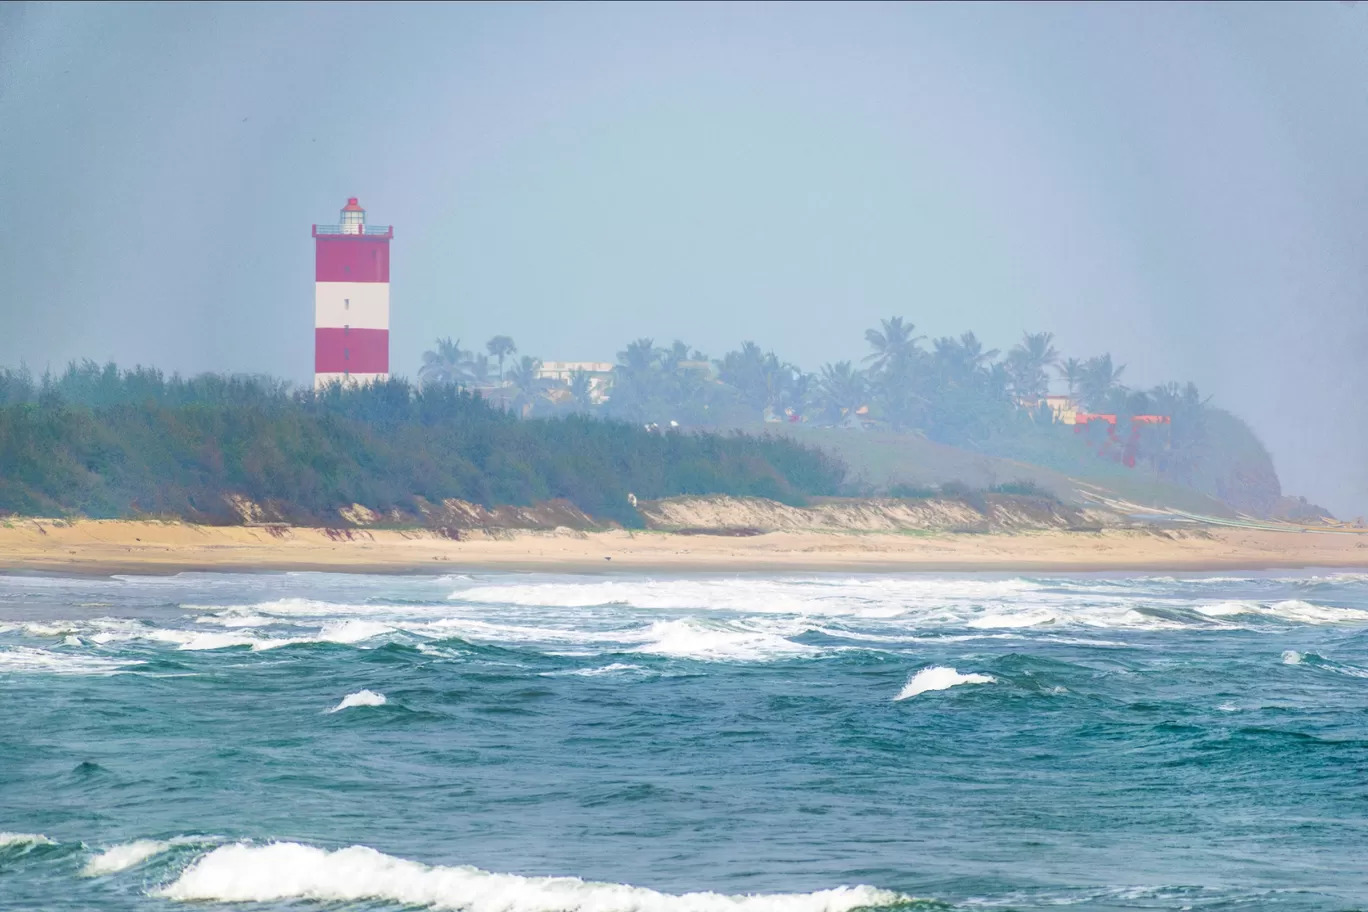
(427, 320), (1284, 516)
(0, 363), (843, 526)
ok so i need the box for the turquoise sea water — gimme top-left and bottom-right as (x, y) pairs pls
(2, 570), (1367, 911)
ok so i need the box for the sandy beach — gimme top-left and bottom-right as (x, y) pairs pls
(0, 518), (1364, 574)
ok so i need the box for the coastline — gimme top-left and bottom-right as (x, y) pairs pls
(0, 519), (1365, 575)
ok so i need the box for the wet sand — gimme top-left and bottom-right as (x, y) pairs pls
(0, 519), (1365, 575)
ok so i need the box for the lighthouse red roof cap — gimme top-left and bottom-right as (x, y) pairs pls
(342, 197), (364, 211)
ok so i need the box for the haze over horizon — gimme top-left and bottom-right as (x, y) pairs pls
(2, 1), (1365, 517)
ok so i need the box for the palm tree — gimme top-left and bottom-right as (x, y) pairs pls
(467, 353), (493, 386)
(716, 341), (770, 413)
(1006, 332), (1058, 400)
(662, 340), (691, 371)
(1004, 349), (1039, 400)
(818, 361), (867, 422)
(568, 369), (593, 407)
(1018, 332), (1058, 370)
(618, 338), (657, 377)
(932, 332), (999, 384)
(1079, 354), (1126, 410)
(418, 337), (467, 387)
(486, 335), (517, 382)
(1057, 357), (1085, 400)
(507, 355), (545, 413)
(864, 317), (924, 372)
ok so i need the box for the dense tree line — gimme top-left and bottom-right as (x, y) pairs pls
(421, 320), (1283, 515)
(0, 363), (843, 525)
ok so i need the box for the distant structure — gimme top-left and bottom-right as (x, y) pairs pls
(313, 198), (393, 388)
(536, 361), (615, 404)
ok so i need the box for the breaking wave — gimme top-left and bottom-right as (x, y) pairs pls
(543, 663), (651, 678)
(1279, 649), (1368, 678)
(6, 574), (1367, 676)
(327, 690), (388, 713)
(0, 646), (129, 675)
(156, 842), (910, 912)
(0, 832), (55, 848)
(82, 838), (196, 876)
(1196, 600), (1368, 624)
(895, 666), (996, 701)
(633, 618), (821, 662)
(450, 577), (1041, 618)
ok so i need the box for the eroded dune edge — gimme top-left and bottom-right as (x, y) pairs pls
(1, 493), (1365, 574)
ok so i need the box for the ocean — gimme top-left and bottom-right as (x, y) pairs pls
(1, 570), (1366, 911)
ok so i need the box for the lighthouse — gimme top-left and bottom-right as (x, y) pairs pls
(313, 198), (392, 388)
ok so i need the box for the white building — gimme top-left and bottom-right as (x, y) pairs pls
(536, 361), (615, 404)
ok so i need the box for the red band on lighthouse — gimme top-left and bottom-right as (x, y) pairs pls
(314, 237), (391, 283)
(314, 198), (392, 388)
(314, 328), (390, 374)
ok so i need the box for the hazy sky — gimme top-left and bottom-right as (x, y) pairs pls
(2, 1), (1366, 516)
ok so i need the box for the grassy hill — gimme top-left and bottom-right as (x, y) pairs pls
(740, 423), (1241, 518)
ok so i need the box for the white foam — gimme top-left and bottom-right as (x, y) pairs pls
(0, 832), (55, 847)
(194, 614), (283, 629)
(83, 839), (180, 876)
(545, 663), (648, 678)
(24, 622), (79, 637)
(252, 620), (396, 651)
(1265, 600), (1368, 624)
(171, 632), (261, 651)
(420, 618), (626, 646)
(452, 577), (1040, 618)
(122, 619), (397, 653)
(1194, 601), (1256, 618)
(1282, 650), (1304, 665)
(967, 609), (1057, 629)
(895, 666), (996, 700)
(157, 842), (906, 912)
(315, 620), (394, 645)
(327, 690), (387, 713)
(0, 646), (128, 675)
(633, 619), (819, 662)
(184, 598), (384, 617)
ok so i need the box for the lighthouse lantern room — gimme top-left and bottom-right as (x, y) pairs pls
(312, 198), (392, 388)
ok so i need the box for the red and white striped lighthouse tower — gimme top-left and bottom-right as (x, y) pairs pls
(312, 198), (393, 388)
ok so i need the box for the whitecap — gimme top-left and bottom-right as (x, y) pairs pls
(544, 663), (649, 678)
(895, 666), (996, 701)
(1281, 650), (1304, 665)
(1194, 601), (1256, 618)
(633, 618), (819, 662)
(967, 609), (1057, 629)
(83, 838), (182, 876)
(0, 647), (128, 675)
(169, 632), (261, 651)
(1264, 600), (1368, 624)
(194, 614), (284, 629)
(0, 832), (55, 848)
(327, 690), (387, 713)
(314, 620), (394, 645)
(183, 598), (406, 619)
(450, 576), (1041, 619)
(23, 622), (80, 637)
(253, 619), (396, 651)
(156, 841), (907, 912)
